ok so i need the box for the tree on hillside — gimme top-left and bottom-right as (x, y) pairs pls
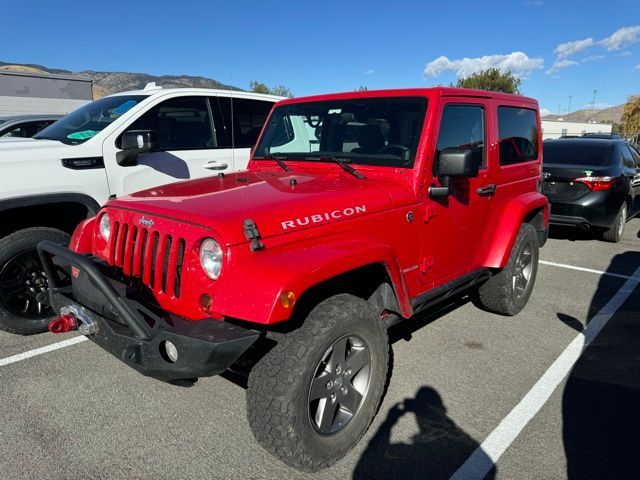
(249, 81), (293, 97)
(456, 68), (521, 94)
(621, 95), (640, 139)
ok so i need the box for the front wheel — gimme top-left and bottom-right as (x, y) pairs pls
(246, 294), (389, 471)
(473, 223), (539, 316)
(0, 228), (70, 335)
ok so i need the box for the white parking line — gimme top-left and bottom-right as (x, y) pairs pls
(0, 336), (88, 368)
(450, 264), (640, 480)
(540, 260), (637, 280)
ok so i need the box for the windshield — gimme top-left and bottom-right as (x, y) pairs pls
(255, 97), (427, 168)
(34, 95), (148, 145)
(543, 141), (614, 167)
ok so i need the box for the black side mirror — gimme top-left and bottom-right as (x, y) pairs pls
(429, 148), (481, 198)
(438, 148), (480, 178)
(116, 130), (159, 166)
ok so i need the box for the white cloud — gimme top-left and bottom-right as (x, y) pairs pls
(616, 51), (632, 57)
(635, 64), (640, 70)
(599, 25), (640, 51)
(582, 54), (606, 62)
(423, 52), (544, 79)
(539, 108), (553, 117)
(523, 0), (543, 6)
(545, 59), (578, 75)
(365, 69), (375, 75)
(553, 38), (593, 59)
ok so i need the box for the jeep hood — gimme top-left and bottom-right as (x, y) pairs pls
(108, 169), (415, 245)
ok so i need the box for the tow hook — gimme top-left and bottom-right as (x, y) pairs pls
(48, 305), (98, 335)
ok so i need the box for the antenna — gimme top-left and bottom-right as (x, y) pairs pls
(568, 95), (573, 115)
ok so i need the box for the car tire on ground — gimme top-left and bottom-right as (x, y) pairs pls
(602, 202), (627, 243)
(246, 293), (389, 472)
(0, 228), (70, 335)
(473, 222), (539, 316)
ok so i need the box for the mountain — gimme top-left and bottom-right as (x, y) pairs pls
(0, 60), (241, 98)
(542, 104), (624, 124)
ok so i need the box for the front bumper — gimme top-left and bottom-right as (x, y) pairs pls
(37, 241), (259, 382)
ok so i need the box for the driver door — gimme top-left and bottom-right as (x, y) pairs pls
(102, 95), (232, 197)
(420, 99), (496, 288)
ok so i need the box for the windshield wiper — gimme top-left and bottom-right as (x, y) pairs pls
(309, 156), (365, 179)
(33, 136), (61, 141)
(253, 153), (290, 172)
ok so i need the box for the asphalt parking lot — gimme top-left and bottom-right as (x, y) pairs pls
(1, 219), (639, 480)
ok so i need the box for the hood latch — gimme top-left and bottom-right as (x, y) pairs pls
(243, 219), (264, 252)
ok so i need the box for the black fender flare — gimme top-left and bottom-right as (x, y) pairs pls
(0, 193), (101, 216)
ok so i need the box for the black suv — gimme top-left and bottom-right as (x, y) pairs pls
(542, 138), (640, 242)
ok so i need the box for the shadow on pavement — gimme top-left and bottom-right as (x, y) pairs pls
(354, 386), (495, 480)
(561, 251), (640, 480)
(548, 225), (600, 242)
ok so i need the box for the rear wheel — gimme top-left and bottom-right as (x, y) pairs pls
(246, 294), (389, 471)
(0, 228), (70, 335)
(602, 202), (627, 243)
(473, 223), (539, 316)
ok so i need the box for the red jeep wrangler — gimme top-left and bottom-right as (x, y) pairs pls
(39, 88), (548, 471)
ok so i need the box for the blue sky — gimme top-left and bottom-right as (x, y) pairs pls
(3, 0), (639, 115)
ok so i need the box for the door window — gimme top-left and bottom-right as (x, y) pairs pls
(435, 104), (485, 171)
(0, 120), (55, 138)
(232, 98), (273, 148)
(125, 97), (214, 150)
(497, 107), (538, 165)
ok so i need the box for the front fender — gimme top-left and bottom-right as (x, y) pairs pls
(69, 217), (96, 254)
(480, 192), (548, 268)
(214, 234), (412, 325)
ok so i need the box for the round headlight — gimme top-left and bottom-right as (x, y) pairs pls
(99, 213), (111, 241)
(199, 238), (223, 280)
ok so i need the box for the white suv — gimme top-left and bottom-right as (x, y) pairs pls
(0, 83), (282, 334)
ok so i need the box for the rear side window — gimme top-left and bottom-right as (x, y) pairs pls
(623, 144), (639, 168)
(498, 107), (538, 165)
(435, 104), (485, 170)
(232, 98), (273, 148)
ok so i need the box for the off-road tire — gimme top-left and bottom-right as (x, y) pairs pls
(246, 294), (389, 471)
(473, 223), (539, 316)
(0, 228), (70, 335)
(602, 202), (627, 243)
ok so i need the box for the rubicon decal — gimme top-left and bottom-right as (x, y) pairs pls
(281, 205), (367, 230)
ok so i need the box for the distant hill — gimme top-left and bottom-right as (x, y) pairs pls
(0, 60), (241, 98)
(542, 104), (624, 124)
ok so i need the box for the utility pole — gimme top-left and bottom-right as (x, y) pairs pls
(588, 89), (597, 122)
(558, 104), (561, 117)
(568, 95), (573, 115)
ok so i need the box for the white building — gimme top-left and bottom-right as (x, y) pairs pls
(541, 119), (612, 140)
(0, 70), (93, 116)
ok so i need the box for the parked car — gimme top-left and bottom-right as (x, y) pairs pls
(542, 137), (640, 242)
(39, 87), (548, 471)
(0, 83), (282, 334)
(0, 114), (62, 139)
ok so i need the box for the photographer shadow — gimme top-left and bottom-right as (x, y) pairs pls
(354, 386), (495, 480)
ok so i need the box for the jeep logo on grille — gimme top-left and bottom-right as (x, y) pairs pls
(138, 217), (154, 228)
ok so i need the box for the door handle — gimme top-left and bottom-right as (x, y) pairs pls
(477, 184), (497, 196)
(202, 162), (229, 170)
